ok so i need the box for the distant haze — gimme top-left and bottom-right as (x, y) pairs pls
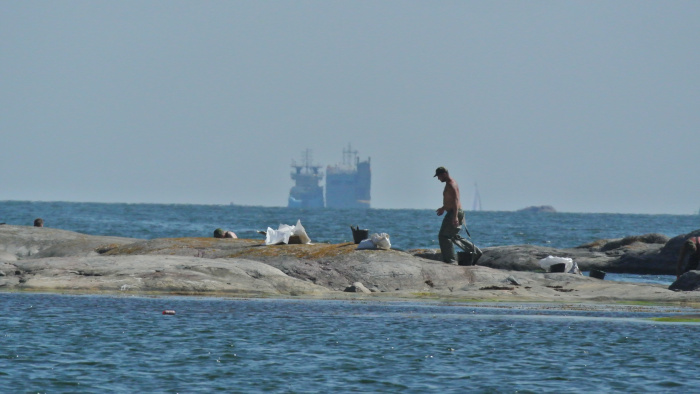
(2, 1), (699, 214)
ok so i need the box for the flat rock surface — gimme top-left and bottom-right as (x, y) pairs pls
(1, 225), (698, 304)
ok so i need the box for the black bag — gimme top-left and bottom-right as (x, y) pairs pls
(454, 224), (482, 266)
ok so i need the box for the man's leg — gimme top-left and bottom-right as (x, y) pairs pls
(438, 211), (460, 263)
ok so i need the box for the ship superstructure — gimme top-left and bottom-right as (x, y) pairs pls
(325, 145), (371, 209)
(288, 149), (324, 208)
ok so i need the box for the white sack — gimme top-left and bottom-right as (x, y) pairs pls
(264, 219), (312, 245)
(371, 233), (391, 250)
(265, 224), (293, 245)
(356, 238), (376, 250)
(538, 255), (574, 273)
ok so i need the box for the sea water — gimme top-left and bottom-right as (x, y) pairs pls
(1, 201), (700, 391)
(2, 294), (700, 392)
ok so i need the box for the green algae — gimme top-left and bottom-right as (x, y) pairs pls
(651, 316), (700, 323)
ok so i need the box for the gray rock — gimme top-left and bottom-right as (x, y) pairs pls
(2, 225), (700, 303)
(0, 225), (136, 259)
(0, 250), (17, 261)
(12, 255), (329, 296)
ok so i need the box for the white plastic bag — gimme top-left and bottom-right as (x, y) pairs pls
(356, 233), (391, 250)
(538, 256), (575, 273)
(569, 261), (582, 275)
(356, 238), (376, 250)
(264, 219), (312, 245)
(265, 224), (293, 245)
(371, 233), (391, 250)
(292, 219), (311, 244)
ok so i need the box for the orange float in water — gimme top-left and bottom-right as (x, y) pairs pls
(162, 310), (176, 315)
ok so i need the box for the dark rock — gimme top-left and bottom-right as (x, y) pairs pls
(472, 233), (678, 274)
(659, 229), (700, 258)
(344, 282), (371, 293)
(506, 276), (521, 286)
(599, 233), (669, 252)
(669, 271), (700, 291)
(550, 263), (567, 273)
(590, 269), (606, 280)
(480, 286), (514, 291)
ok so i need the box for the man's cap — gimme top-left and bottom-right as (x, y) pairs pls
(433, 167), (448, 177)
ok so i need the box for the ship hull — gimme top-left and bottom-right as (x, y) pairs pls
(287, 194), (324, 209)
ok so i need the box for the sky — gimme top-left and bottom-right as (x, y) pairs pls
(2, 1), (699, 214)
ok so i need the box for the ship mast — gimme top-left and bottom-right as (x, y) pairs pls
(342, 143), (358, 168)
(291, 148), (321, 176)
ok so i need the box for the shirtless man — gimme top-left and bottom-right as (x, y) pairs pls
(434, 167), (481, 264)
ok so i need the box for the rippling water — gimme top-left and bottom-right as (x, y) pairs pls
(2, 293), (699, 392)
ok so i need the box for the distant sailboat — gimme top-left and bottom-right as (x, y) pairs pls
(472, 183), (482, 211)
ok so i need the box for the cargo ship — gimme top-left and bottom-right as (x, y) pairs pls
(287, 149), (324, 208)
(325, 145), (371, 209)
(287, 146), (371, 209)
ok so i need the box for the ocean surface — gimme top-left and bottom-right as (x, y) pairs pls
(3, 294), (700, 392)
(2, 201), (700, 392)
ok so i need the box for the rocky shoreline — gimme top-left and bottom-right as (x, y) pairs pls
(2, 225), (700, 305)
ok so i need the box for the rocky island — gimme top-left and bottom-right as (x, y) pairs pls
(2, 224), (700, 304)
(516, 205), (557, 213)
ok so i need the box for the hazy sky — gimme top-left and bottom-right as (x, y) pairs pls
(2, 1), (699, 214)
